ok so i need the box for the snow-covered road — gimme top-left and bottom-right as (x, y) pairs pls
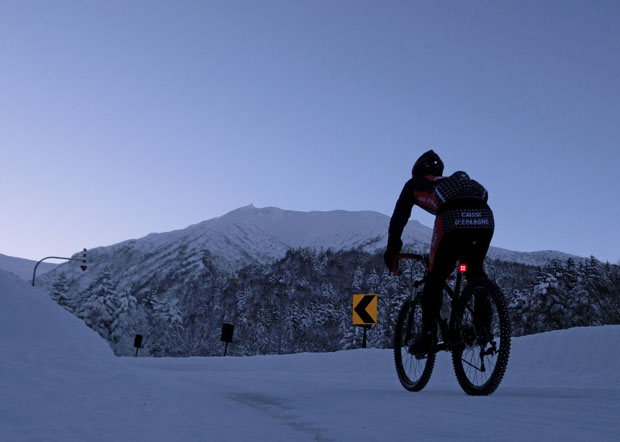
(115, 347), (620, 442)
(1, 269), (619, 442)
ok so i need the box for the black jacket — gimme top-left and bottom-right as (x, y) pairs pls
(388, 171), (490, 244)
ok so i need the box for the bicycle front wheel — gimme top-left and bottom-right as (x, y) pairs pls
(394, 297), (435, 391)
(452, 278), (511, 396)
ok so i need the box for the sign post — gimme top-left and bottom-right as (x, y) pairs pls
(134, 334), (143, 357)
(221, 323), (234, 356)
(352, 294), (378, 348)
(361, 325), (371, 349)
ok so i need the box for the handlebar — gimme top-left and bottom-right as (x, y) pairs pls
(391, 253), (427, 276)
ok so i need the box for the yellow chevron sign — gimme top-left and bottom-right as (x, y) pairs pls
(353, 294), (377, 325)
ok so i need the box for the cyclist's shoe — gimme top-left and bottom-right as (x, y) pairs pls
(409, 330), (436, 358)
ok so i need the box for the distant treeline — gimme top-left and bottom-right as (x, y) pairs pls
(48, 249), (620, 356)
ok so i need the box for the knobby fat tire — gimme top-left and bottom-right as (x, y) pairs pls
(394, 297), (436, 392)
(451, 277), (511, 396)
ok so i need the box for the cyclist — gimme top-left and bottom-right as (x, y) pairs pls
(384, 150), (494, 356)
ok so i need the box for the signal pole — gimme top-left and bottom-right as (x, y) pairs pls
(32, 249), (88, 286)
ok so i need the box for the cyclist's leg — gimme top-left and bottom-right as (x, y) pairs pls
(409, 219), (456, 354)
(423, 221), (459, 334)
(461, 228), (493, 279)
(461, 229), (494, 336)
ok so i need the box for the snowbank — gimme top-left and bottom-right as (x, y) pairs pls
(505, 326), (620, 387)
(0, 269), (113, 361)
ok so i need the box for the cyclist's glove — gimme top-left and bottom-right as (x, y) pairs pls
(384, 237), (403, 272)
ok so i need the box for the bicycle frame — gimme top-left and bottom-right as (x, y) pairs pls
(393, 253), (469, 352)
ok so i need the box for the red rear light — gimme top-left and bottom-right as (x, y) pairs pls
(459, 264), (467, 273)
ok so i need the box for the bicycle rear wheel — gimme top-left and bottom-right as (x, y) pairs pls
(394, 297), (435, 391)
(452, 278), (511, 396)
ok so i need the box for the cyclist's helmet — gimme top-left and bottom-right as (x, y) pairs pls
(412, 150), (444, 177)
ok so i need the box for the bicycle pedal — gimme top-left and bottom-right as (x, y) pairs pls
(414, 349), (435, 360)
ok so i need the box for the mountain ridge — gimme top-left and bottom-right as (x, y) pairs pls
(97, 204), (579, 263)
(36, 204), (581, 293)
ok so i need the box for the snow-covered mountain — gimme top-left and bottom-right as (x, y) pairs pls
(114, 204), (432, 263)
(39, 204), (578, 292)
(486, 247), (581, 267)
(39, 205), (430, 291)
(0, 253), (56, 281)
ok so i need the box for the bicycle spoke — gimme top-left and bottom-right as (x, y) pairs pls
(461, 356), (483, 372)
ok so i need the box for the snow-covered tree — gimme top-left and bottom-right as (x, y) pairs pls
(111, 285), (138, 343)
(321, 282), (336, 299)
(530, 270), (561, 332)
(76, 267), (118, 340)
(367, 269), (380, 294)
(340, 323), (364, 349)
(147, 296), (185, 356)
(313, 254), (329, 277)
(509, 289), (536, 336)
(352, 265), (365, 292)
(155, 297), (183, 328)
(49, 274), (72, 312)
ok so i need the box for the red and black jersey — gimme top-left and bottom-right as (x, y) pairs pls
(388, 171), (493, 243)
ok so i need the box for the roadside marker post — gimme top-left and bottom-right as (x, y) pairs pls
(134, 334), (143, 357)
(221, 323), (234, 356)
(352, 294), (377, 348)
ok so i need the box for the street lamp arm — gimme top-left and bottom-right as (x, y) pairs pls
(32, 256), (83, 287)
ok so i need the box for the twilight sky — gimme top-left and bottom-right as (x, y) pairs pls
(1, 0), (619, 263)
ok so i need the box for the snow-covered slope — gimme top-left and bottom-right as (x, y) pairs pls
(89, 204), (583, 267)
(40, 205), (578, 294)
(1, 269), (619, 442)
(120, 204), (431, 262)
(39, 205), (433, 292)
(0, 253), (56, 281)
(486, 247), (581, 266)
(0, 269), (113, 361)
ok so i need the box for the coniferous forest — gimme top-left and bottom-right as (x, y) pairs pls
(47, 249), (620, 357)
